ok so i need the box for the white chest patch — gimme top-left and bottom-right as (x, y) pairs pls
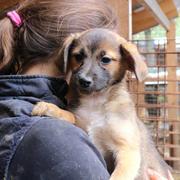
(74, 94), (107, 132)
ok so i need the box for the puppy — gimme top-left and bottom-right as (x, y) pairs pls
(32, 28), (170, 180)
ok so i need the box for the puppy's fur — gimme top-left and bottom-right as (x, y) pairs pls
(32, 28), (170, 180)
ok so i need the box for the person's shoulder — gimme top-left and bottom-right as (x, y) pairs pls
(29, 117), (87, 138)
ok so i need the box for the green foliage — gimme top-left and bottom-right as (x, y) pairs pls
(175, 16), (180, 36)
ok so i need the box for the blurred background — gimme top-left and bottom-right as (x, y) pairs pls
(107, 0), (180, 179)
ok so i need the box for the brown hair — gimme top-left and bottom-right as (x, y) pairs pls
(0, 0), (118, 74)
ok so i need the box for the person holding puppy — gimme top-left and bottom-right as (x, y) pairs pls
(0, 0), (173, 179)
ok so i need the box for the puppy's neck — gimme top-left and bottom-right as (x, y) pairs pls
(67, 79), (131, 109)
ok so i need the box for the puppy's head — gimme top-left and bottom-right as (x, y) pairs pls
(60, 28), (148, 94)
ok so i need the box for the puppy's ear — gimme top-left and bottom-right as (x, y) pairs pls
(120, 42), (148, 82)
(59, 33), (81, 74)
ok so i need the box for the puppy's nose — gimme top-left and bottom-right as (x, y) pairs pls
(79, 78), (92, 88)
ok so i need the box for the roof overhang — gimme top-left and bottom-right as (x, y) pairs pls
(137, 0), (171, 31)
(133, 0), (179, 34)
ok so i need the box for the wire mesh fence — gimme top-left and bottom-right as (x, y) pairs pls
(129, 39), (180, 174)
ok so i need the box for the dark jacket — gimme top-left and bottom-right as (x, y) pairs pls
(0, 75), (68, 179)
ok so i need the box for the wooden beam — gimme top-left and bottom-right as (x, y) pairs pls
(133, 0), (178, 33)
(137, 0), (171, 30)
(172, 0), (180, 12)
(166, 22), (180, 170)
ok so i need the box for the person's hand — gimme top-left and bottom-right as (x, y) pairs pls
(148, 169), (174, 180)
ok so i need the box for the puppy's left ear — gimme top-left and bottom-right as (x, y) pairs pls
(120, 42), (148, 82)
(58, 33), (81, 74)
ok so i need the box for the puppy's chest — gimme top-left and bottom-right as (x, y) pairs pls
(73, 96), (107, 131)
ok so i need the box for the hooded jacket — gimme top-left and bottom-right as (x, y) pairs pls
(0, 75), (68, 179)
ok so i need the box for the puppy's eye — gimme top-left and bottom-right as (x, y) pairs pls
(101, 56), (112, 65)
(74, 53), (84, 63)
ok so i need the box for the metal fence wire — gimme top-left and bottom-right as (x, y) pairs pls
(128, 39), (180, 174)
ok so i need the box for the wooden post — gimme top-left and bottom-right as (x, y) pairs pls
(107, 0), (129, 39)
(166, 22), (180, 170)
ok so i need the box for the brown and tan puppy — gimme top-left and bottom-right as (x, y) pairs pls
(32, 28), (170, 180)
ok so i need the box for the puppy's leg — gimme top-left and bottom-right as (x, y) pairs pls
(110, 145), (141, 180)
(32, 102), (76, 124)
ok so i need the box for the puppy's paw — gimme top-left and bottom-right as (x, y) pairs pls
(32, 102), (76, 124)
(32, 102), (49, 116)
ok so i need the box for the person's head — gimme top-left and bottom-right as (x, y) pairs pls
(0, 0), (118, 74)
